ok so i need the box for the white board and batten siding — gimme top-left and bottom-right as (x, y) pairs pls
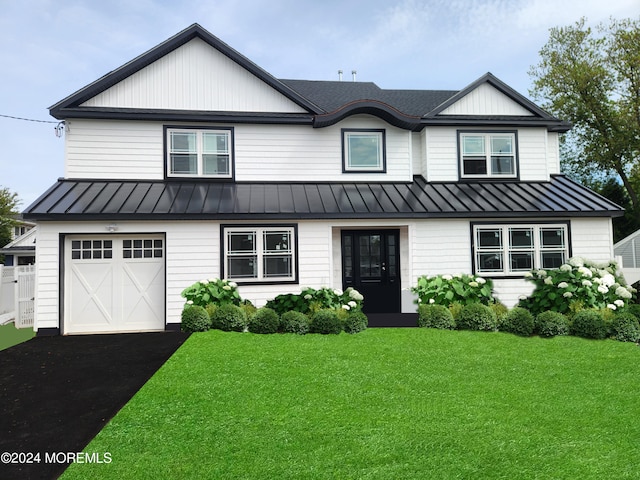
(439, 83), (534, 117)
(81, 37), (307, 114)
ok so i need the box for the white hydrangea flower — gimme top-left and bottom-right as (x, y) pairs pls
(334, 289), (343, 296)
(429, 298), (435, 304)
(614, 299), (625, 307)
(442, 274), (453, 281)
(615, 286), (633, 299)
(582, 280), (592, 287)
(469, 281), (479, 288)
(558, 282), (569, 288)
(208, 278), (217, 283)
(607, 304), (617, 310)
(577, 267), (593, 278)
(593, 278), (602, 285)
(223, 285), (231, 291)
(563, 292), (573, 298)
(200, 279), (209, 284)
(186, 300), (194, 305)
(597, 285), (609, 294)
(348, 300), (357, 307)
(569, 257), (584, 268)
(544, 277), (554, 285)
(601, 274), (616, 287)
(559, 264), (572, 272)
(475, 277), (486, 284)
(304, 294), (313, 300)
(342, 304), (350, 310)
(537, 269), (548, 277)
(524, 272), (533, 278)
(228, 281), (238, 288)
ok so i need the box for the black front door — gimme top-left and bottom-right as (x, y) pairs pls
(342, 230), (400, 313)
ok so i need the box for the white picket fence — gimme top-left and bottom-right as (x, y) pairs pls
(0, 265), (36, 328)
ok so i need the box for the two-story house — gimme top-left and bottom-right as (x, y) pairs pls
(23, 24), (623, 335)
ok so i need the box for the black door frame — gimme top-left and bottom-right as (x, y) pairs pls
(341, 229), (401, 314)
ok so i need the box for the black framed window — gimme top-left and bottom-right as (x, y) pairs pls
(222, 225), (297, 283)
(342, 129), (386, 173)
(459, 131), (517, 179)
(165, 127), (233, 179)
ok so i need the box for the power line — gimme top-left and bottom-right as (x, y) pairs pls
(0, 113), (58, 124)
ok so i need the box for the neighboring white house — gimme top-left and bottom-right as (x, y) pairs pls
(1, 225), (37, 267)
(614, 230), (640, 285)
(23, 24), (623, 335)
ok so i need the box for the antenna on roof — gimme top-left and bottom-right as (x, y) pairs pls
(338, 70), (343, 81)
(352, 70), (357, 82)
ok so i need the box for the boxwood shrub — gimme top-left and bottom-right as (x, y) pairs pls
(418, 304), (455, 330)
(498, 307), (535, 336)
(342, 311), (368, 334)
(309, 309), (342, 335)
(610, 312), (640, 342)
(456, 303), (497, 331)
(181, 305), (211, 333)
(280, 310), (310, 335)
(535, 310), (570, 337)
(248, 307), (280, 334)
(570, 309), (608, 340)
(211, 303), (248, 332)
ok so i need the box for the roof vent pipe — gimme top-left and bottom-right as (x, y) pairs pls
(338, 70), (343, 81)
(352, 70), (357, 82)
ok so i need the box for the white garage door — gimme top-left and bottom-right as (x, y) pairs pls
(64, 235), (165, 334)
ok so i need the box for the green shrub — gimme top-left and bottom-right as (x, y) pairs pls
(211, 303), (248, 332)
(518, 257), (635, 316)
(280, 311), (310, 335)
(248, 307), (280, 334)
(266, 287), (364, 315)
(418, 304), (455, 330)
(448, 302), (464, 322)
(489, 303), (509, 324)
(412, 273), (494, 307)
(610, 313), (640, 342)
(535, 311), (570, 337)
(626, 303), (640, 320)
(342, 311), (368, 334)
(181, 278), (242, 308)
(181, 305), (211, 333)
(499, 307), (535, 337)
(456, 303), (497, 331)
(570, 309), (608, 340)
(309, 309), (342, 335)
(205, 303), (217, 321)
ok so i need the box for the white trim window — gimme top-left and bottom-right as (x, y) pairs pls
(224, 226), (296, 282)
(342, 129), (386, 172)
(167, 128), (232, 178)
(460, 132), (517, 178)
(473, 224), (568, 276)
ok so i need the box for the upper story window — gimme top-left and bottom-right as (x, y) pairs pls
(342, 129), (386, 173)
(459, 131), (517, 179)
(472, 223), (569, 277)
(166, 127), (233, 178)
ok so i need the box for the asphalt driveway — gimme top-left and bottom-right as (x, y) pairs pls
(0, 332), (189, 479)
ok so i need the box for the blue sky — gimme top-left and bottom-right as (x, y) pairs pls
(1, 0), (638, 207)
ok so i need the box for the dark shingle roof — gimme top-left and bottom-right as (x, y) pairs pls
(279, 79), (458, 117)
(23, 176), (623, 221)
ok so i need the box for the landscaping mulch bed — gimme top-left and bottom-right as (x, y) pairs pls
(0, 332), (189, 480)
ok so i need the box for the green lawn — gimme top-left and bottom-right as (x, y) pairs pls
(62, 329), (640, 479)
(0, 322), (34, 351)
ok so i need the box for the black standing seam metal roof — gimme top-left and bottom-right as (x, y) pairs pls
(23, 175), (623, 220)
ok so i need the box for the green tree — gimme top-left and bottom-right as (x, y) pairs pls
(0, 186), (21, 252)
(529, 17), (640, 239)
